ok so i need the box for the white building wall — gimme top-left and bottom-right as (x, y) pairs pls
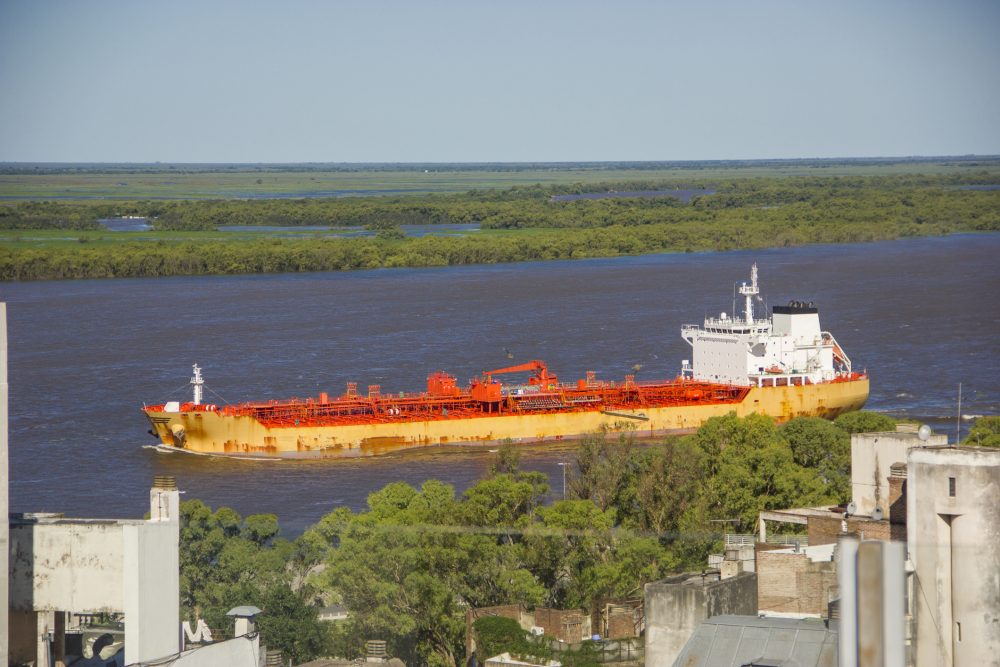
(851, 431), (947, 517)
(907, 446), (1000, 667)
(8, 521), (126, 612)
(124, 488), (180, 664)
(7, 487), (181, 665)
(173, 634), (260, 667)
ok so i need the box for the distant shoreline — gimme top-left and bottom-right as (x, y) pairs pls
(2, 154), (999, 174)
(2, 163), (998, 281)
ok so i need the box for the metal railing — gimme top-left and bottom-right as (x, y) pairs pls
(725, 533), (808, 547)
(549, 637), (644, 664)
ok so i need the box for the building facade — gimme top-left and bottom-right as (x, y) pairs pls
(907, 445), (1000, 667)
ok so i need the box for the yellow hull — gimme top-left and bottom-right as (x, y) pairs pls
(145, 378), (869, 459)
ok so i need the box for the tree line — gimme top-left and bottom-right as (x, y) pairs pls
(179, 410), (898, 665)
(2, 213), (995, 281)
(2, 173), (997, 280)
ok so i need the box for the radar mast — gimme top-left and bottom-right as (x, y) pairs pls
(191, 364), (203, 406)
(738, 263), (759, 324)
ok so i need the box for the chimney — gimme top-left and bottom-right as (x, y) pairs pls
(150, 475), (179, 523)
(228, 606), (263, 637)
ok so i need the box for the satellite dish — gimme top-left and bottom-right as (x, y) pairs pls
(918, 424), (932, 441)
(871, 507), (884, 522)
(846, 501), (857, 517)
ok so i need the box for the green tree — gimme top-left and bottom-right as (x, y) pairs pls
(472, 616), (528, 662)
(833, 410), (897, 433)
(375, 226), (406, 241)
(962, 415), (1000, 447)
(691, 414), (835, 531)
(780, 417), (851, 502)
(522, 500), (674, 609)
(569, 433), (638, 513)
(178, 500), (328, 661)
(253, 584), (330, 663)
(321, 480), (540, 667)
(624, 437), (705, 536)
(487, 442), (522, 476)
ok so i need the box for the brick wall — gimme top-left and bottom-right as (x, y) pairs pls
(597, 599), (643, 639)
(607, 611), (636, 639)
(757, 550), (837, 616)
(534, 607), (590, 643)
(888, 475), (907, 525)
(807, 515), (844, 546)
(851, 517), (892, 541)
(806, 514), (904, 545)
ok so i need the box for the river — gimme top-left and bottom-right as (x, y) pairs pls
(2, 233), (998, 534)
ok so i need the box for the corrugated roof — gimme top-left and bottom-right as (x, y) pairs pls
(672, 615), (837, 667)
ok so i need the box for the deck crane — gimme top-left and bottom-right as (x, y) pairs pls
(482, 360), (559, 389)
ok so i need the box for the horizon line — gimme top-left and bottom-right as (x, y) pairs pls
(2, 154), (999, 168)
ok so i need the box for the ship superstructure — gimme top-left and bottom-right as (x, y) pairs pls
(681, 264), (852, 387)
(143, 265), (868, 458)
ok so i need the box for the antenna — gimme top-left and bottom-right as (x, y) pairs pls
(956, 382), (962, 444)
(732, 281), (737, 322)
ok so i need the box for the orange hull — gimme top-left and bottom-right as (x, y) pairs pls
(144, 370), (869, 459)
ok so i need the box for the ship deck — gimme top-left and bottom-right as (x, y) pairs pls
(147, 378), (752, 428)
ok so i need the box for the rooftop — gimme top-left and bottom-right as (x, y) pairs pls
(672, 615), (838, 667)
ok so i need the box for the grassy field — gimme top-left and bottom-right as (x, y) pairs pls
(2, 157), (998, 200)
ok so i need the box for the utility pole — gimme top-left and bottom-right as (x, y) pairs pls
(1, 304), (9, 665)
(956, 382), (962, 444)
(557, 462), (567, 500)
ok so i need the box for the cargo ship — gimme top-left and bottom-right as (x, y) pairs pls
(143, 265), (868, 458)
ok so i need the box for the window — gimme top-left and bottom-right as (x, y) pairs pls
(948, 477), (956, 497)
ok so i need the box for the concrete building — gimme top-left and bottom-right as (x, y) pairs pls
(643, 571), (757, 667)
(907, 445), (1000, 667)
(757, 425), (936, 546)
(851, 426), (947, 518)
(8, 477), (181, 665)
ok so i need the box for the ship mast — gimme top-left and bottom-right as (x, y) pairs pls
(738, 263), (759, 324)
(191, 363), (203, 406)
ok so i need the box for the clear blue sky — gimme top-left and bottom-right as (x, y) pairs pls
(1, 0), (998, 163)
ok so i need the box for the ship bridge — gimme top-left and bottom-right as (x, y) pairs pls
(680, 265), (853, 387)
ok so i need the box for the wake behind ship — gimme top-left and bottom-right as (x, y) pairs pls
(143, 265), (869, 459)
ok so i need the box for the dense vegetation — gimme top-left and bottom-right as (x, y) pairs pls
(1, 172), (998, 280)
(181, 410), (896, 665)
(962, 415), (1000, 447)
